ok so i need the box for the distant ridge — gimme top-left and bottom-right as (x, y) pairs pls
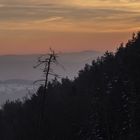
(0, 50), (102, 104)
(0, 79), (33, 85)
(0, 51), (102, 81)
(0, 50), (101, 56)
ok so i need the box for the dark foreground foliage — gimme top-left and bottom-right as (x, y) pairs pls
(0, 33), (140, 140)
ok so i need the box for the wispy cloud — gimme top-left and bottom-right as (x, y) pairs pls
(0, 0), (140, 32)
(0, 0), (140, 54)
(34, 17), (64, 23)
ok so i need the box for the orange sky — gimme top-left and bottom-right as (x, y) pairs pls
(0, 0), (140, 54)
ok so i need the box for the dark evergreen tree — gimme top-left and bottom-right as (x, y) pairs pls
(0, 32), (140, 140)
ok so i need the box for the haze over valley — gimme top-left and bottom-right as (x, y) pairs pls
(0, 50), (102, 104)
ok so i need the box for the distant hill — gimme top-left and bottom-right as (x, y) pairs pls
(0, 50), (102, 104)
(0, 50), (102, 81)
(0, 33), (140, 140)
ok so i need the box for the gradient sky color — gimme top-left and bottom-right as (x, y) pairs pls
(0, 0), (140, 54)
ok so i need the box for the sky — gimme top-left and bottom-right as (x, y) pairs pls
(0, 0), (140, 54)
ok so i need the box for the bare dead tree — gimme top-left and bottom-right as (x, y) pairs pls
(34, 48), (59, 87)
(34, 49), (59, 138)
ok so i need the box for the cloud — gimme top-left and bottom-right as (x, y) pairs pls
(34, 17), (64, 23)
(0, 0), (140, 32)
(0, 3), (138, 21)
(0, 0), (69, 5)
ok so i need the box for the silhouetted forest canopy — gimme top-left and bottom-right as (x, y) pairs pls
(0, 32), (140, 140)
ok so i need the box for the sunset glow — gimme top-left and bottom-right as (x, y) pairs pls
(0, 0), (140, 54)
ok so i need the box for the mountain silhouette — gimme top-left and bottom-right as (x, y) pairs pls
(0, 33), (140, 140)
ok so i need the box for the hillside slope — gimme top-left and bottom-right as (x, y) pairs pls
(0, 33), (140, 140)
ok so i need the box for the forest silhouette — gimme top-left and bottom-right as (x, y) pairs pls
(0, 32), (140, 140)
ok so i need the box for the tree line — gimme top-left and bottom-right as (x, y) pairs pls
(0, 32), (140, 140)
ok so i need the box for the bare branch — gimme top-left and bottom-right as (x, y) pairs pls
(34, 48), (60, 87)
(33, 79), (46, 85)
